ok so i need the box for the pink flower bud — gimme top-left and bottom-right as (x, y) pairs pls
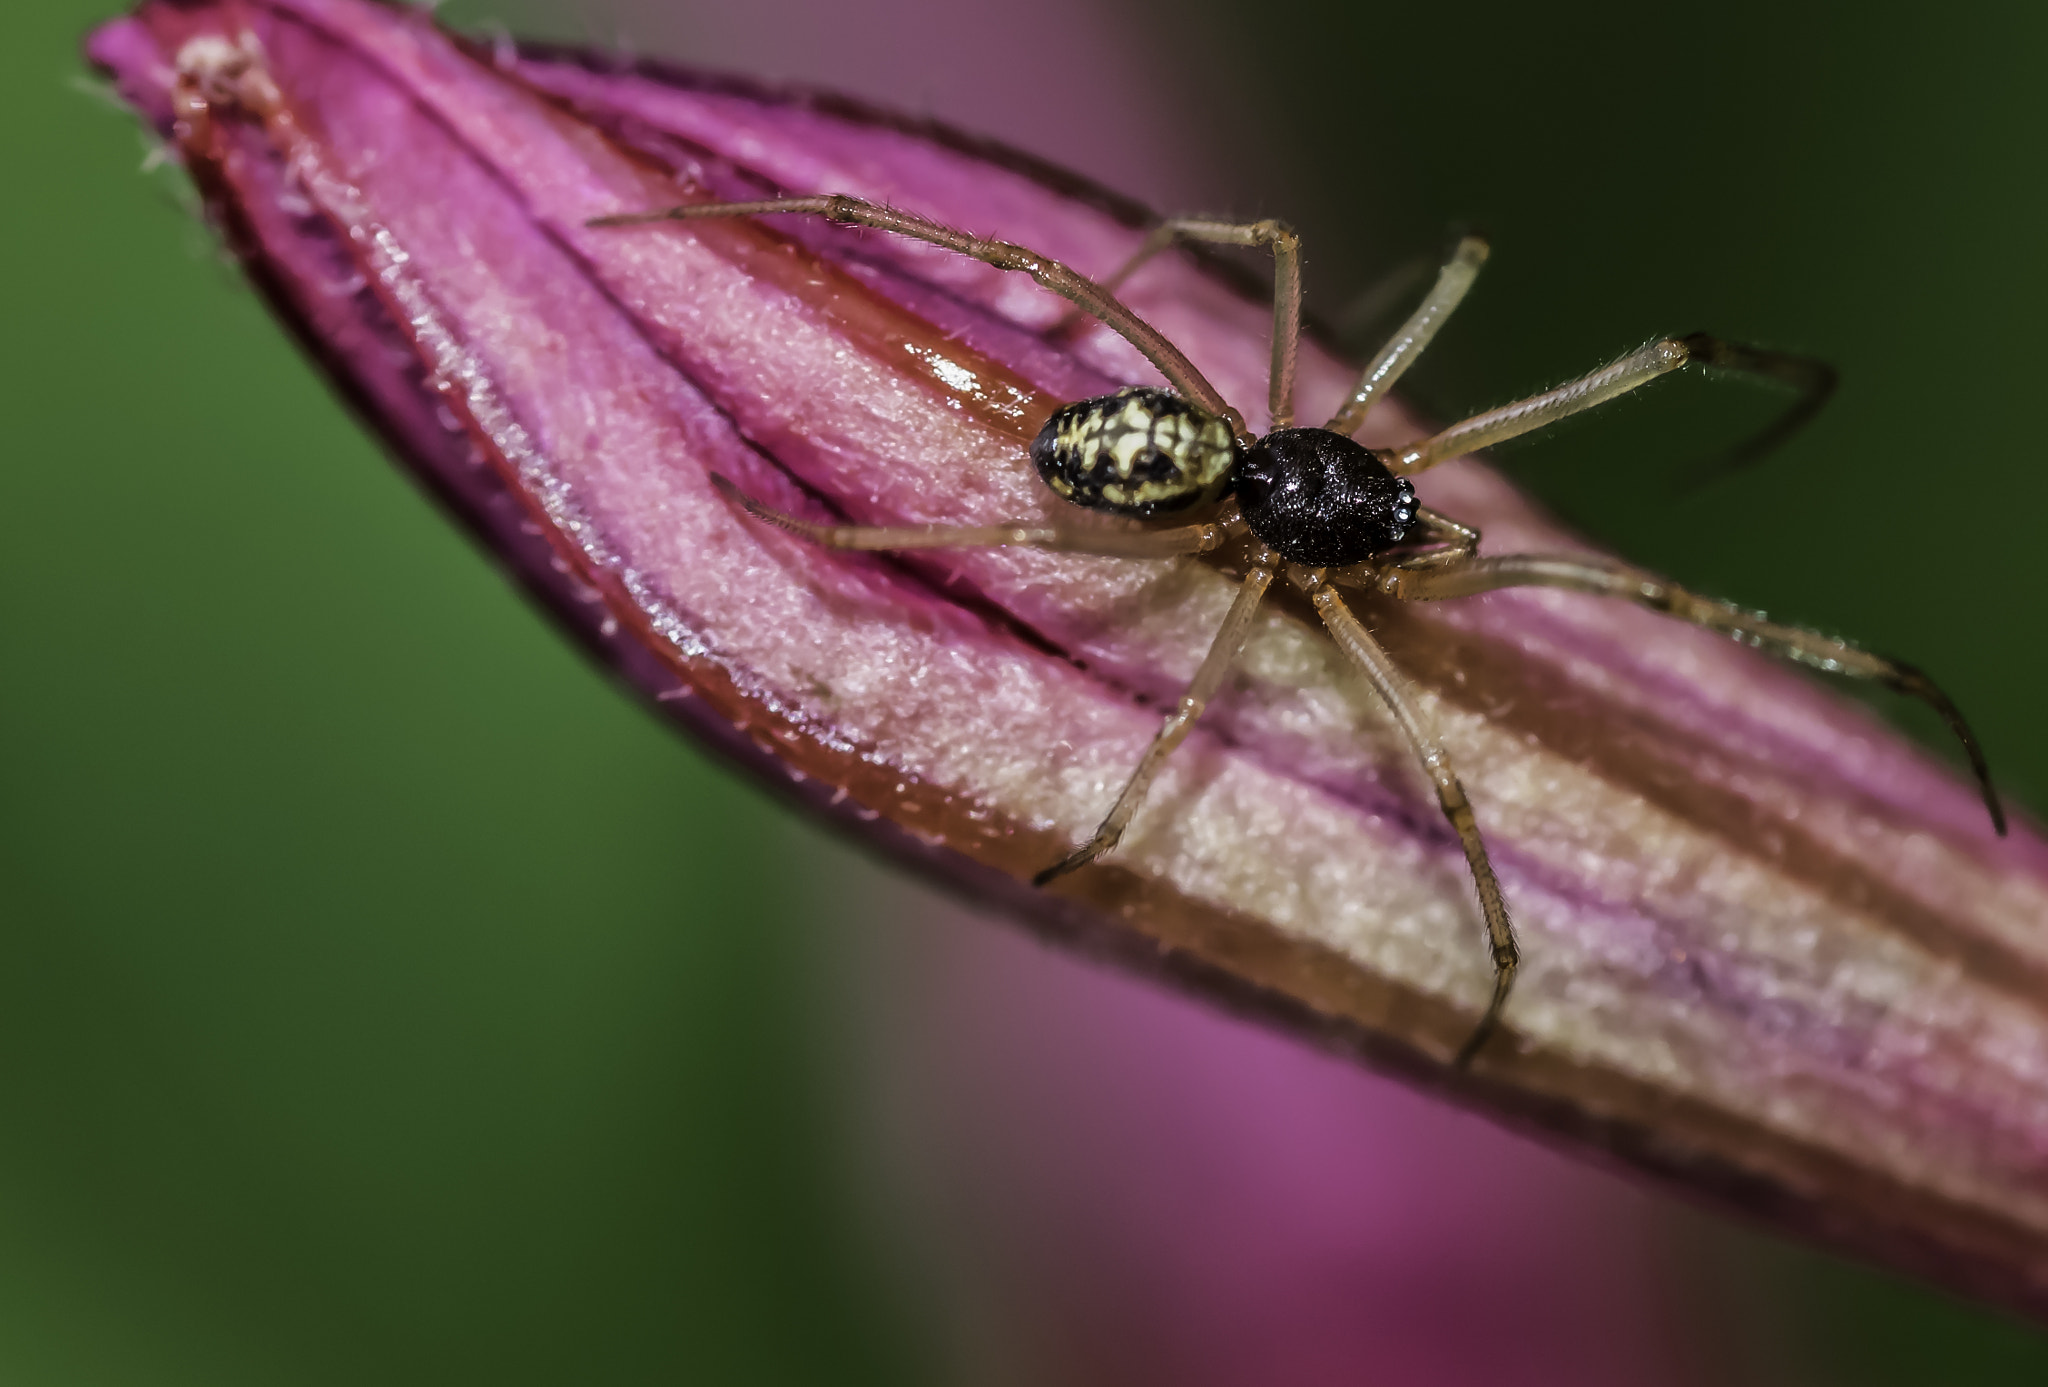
(89, 0), (2048, 1323)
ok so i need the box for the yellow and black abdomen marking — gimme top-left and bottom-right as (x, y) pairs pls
(1029, 387), (1240, 517)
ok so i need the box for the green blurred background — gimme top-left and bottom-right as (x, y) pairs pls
(4, 0), (2046, 1381)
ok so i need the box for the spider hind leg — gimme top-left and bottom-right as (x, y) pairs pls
(711, 474), (1236, 559)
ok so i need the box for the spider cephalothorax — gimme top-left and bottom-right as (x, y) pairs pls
(1236, 427), (1418, 566)
(592, 195), (2004, 1069)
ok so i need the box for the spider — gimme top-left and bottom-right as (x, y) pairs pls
(590, 196), (2006, 1066)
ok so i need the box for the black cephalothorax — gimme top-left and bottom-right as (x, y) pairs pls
(1236, 427), (1417, 566)
(593, 197), (2003, 1070)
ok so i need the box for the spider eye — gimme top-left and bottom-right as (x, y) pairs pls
(1392, 479), (1418, 533)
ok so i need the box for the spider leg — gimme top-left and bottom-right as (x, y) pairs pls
(1325, 235), (1490, 437)
(1384, 333), (1832, 478)
(1048, 217), (1303, 428)
(589, 196), (1240, 432)
(1294, 568), (1517, 1068)
(1379, 552), (2007, 836)
(1034, 549), (1282, 885)
(712, 475), (1237, 558)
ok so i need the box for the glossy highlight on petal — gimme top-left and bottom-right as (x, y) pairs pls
(88, 0), (2048, 1319)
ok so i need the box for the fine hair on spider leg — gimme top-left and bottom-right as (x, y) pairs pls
(592, 194), (2003, 1068)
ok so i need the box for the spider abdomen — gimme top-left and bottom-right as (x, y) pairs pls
(1030, 386), (1239, 518)
(1237, 427), (1418, 567)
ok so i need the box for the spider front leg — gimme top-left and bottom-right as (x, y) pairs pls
(1383, 333), (1836, 479)
(1378, 551), (2007, 835)
(1035, 547), (1282, 885)
(1294, 567), (1518, 1068)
